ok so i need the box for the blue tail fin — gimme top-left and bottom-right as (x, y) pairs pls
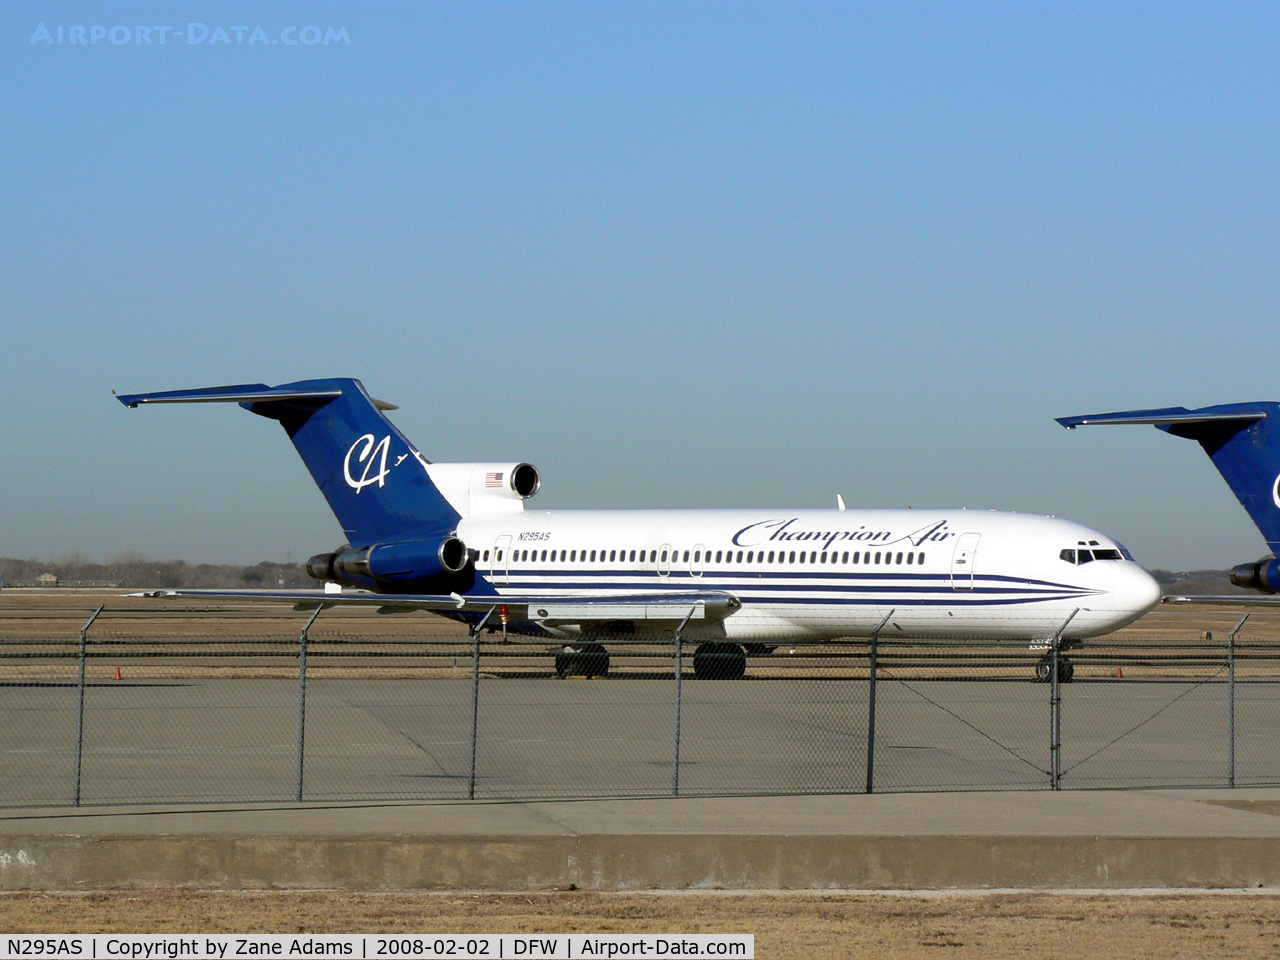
(117, 378), (461, 545)
(1057, 403), (1280, 553)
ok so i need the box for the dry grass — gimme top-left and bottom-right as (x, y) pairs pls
(3, 891), (1280, 958)
(6, 590), (1280, 682)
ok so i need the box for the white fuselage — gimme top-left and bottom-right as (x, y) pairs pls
(456, 508), (1162, 643)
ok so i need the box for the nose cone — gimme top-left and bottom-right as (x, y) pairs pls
(1111, 564), (1162, 625)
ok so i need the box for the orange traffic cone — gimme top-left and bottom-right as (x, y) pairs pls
(1116, 666), (1123, 679)
(114, 666), (121, 680)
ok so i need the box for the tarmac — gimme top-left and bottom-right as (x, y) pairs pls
(5, 789), (1280, 892)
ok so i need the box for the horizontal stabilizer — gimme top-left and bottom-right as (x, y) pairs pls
(1056, 407), (1266, 430)
(116, 383), (397, 410)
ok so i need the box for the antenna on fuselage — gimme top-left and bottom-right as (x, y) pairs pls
(836, 494), (847, 512)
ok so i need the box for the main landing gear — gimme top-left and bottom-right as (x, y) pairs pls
(555, 643), (610, 678)
(692, 642), (747, 680)
(553, 641), (752, 680)
(1035, 656), (1074, 683)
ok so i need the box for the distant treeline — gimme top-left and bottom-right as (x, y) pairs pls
(0, 554), (311, 589)
(1150, 569), (1251, 595)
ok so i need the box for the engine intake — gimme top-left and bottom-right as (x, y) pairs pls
(1230, 556), (1280, 593)
(307, 537), (469, 585)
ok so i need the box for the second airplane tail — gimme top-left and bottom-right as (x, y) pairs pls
(1057, 402), (1280, 556)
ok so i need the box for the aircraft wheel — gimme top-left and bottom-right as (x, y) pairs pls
(693, 642), (747, 680)
(556, 643), (610, 678)
(1035, 658), (1052, 683)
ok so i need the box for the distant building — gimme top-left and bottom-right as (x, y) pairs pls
(35, 573), (59, 587)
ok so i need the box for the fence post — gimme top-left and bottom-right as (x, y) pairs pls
(73, 605), (105, 808)
(865, 609), (894, 795)
(296, 605), (324, 803)
(1049, 608), (1079, 792)
(1229, 614), (1248, 789)
(468, 606), (498, 801)
(672, 606), (697, 797)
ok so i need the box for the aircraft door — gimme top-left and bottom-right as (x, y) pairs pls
(950, 533), (980, 590)
(493, 535), (512, 586)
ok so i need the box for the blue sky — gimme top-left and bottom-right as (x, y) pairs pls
(2, 2), (1278, 568)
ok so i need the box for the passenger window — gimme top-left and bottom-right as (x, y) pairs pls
(629, 550), (636, 562)
(661, 550), (668, 562)
(919, 552), (925, 564)
(496, 550), (503, 561)
(746, 551), (753, 562)
(896, 552), (903, 564)
(683, 550), (690, 562)
(875, 552), (882, 563)
(798, 552), (806, 564)
(570, 550), (576, 562)
(715, 550), (722, 562)
(483, 550), (490, 562)
(852, 552), (859, 563)
(694, 551), (701, 562)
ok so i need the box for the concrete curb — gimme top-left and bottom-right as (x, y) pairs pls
(4, 834), (1280, 891)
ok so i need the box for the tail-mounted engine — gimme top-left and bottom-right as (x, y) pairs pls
(1230, 556), (1280, 593)
(422, 462), (540, 516)
(307, 536), (469, 586)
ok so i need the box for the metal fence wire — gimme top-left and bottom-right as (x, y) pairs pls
(3, 601), (1280, 807)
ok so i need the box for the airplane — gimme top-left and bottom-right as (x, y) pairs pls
(116, 377), (1162, 681)
(1058, 402), (1280, 603)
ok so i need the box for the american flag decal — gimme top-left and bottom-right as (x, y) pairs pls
(485, 471), (504, 488)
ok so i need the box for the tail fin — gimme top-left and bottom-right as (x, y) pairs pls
(117, 378), (461, 545)
(1057, 403), (1280, 553)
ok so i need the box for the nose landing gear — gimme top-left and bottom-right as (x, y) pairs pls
(1035, 656), (1074, 683)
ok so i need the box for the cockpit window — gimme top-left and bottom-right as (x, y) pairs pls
(1061, 541), (1126, 565)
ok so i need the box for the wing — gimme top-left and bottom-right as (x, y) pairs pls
(127, 588), (742, 623)
(1162, 595), (1280, 605)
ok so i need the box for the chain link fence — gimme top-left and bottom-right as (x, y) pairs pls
(2, 598), (1278, 807)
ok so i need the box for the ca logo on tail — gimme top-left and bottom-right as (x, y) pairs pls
(344, 434), (391, 493)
